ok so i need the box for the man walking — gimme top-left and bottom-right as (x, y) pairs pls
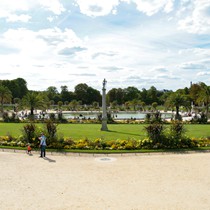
(39, 133), (47, 158)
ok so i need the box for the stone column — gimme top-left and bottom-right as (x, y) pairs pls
(101, 79), (108, 131)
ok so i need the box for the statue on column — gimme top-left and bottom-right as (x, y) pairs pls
(101, 79), (108, 131)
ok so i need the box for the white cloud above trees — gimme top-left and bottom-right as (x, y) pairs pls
(0, 0), (210, 91)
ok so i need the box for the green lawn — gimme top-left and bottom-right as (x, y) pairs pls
(0, 123), (210, 140)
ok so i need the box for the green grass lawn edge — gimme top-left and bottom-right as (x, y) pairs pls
(1, 145), (210, 154)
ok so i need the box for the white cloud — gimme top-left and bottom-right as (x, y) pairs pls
(131, 0), (174, 16)
(76, 0), (120, 17)
(47, 16), (54, 22)
(197, 71), (210, 76)
(6, 14), (31, 23)
(0, 0), (210, 91)
(179, 62), (205, 70)
(0, 0), (65, 22)
(0, 0), (34, 12)
(178, 0), (210, 34)
(0, 27), (83, 78)
(75, 0), (174, 17)
(37, 0), (65, 15)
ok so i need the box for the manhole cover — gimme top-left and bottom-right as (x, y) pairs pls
(95, 157), (116, 162)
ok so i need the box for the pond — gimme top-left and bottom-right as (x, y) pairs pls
(61, 111), (172, 120)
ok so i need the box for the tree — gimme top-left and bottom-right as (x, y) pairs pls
(0, 78), (28, 100)
(152, 102), (158, 111)
(60, 86), (71, 102)
(107, 88), (125, 105)
(131, 99), (139, 111)
(110, 100), (118, 110)
(74, 83), (88, 104)
(69, 100), (79, 111)
(92, 101), (99, 110)
(140, 101), (146, 111)
(124, 101), (130, 110)
(124, 86), (140, 102)
(189, 83), (202, 106)
(46, 86), (60, 103)
(165, 92), (189, 120)
(74, 83), (101, 105)
(57, 101), (63, 109)
(197, 82), (210, 117)
(86, 87), (101, 105)
(140, 88), (148, 104)
(0, 85), (12, 113)
(14, 78), (28, 98)
(147, 86), (159, 104)
(22, 92), (45, 116)
(159, 90), (173, 108)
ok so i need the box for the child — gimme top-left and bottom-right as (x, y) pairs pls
(27, 144), (32, 154)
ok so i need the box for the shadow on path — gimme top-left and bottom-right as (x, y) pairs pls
(43, 157), (56, 163)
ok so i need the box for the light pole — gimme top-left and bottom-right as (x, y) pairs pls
(101, 78), (108, 131)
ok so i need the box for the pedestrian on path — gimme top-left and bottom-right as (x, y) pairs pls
(39, 133), (47, 158)
(27, 143), (32, 154)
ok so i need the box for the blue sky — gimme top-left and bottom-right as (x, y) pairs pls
(0, 0), (210, 92)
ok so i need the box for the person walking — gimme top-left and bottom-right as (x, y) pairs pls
(39, 133), (47, 158)
(27, 143), (32, 154)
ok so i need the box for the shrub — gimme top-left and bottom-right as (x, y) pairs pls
(23, 123), (36, 143)
(75, 139), (93, 149)
(45, 120), (58, 143)
(164, 121), (198, 149)
(137, 138), (153, 149)
(144, 123), (164, 144)
(170, 121), (186, 139)
(63, 137), (76, 148)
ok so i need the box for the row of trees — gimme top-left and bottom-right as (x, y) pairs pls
(0, 78), (210, 120)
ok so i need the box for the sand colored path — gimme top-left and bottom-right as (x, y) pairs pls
(1, 151), (210, 210)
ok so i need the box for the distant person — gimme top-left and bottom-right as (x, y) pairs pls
(39, 133), (47, 158)
(27, 143), (32, 154)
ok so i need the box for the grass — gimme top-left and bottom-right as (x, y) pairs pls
(0, 122), (210, 140)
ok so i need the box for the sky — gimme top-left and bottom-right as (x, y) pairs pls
(0, 0), (210, 92)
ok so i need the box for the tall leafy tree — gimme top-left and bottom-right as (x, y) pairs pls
(86, 87), (101, 105)
(74, 83), (88, 104)
(139, 88), (148, 104)
(74, 83), (101, 105)
(60, 85), (71, 102)
(107, 88), (125, 105)
(46, 86), (61, 103)
(147, 86), (159, 104)
(46, 86), (59, 99)
(189, 83), (202, 106)
(0, 85), (12, 112)
(14, 78), (28, 98)
(0, 78), (28, 100)
(124, 86), (140, 102)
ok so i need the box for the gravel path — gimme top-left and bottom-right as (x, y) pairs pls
(1, 151), (210, 210)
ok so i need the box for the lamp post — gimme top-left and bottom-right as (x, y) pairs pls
(101, 78), (108, 131)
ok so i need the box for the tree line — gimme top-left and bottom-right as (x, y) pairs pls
(0, 78), (210, 120)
